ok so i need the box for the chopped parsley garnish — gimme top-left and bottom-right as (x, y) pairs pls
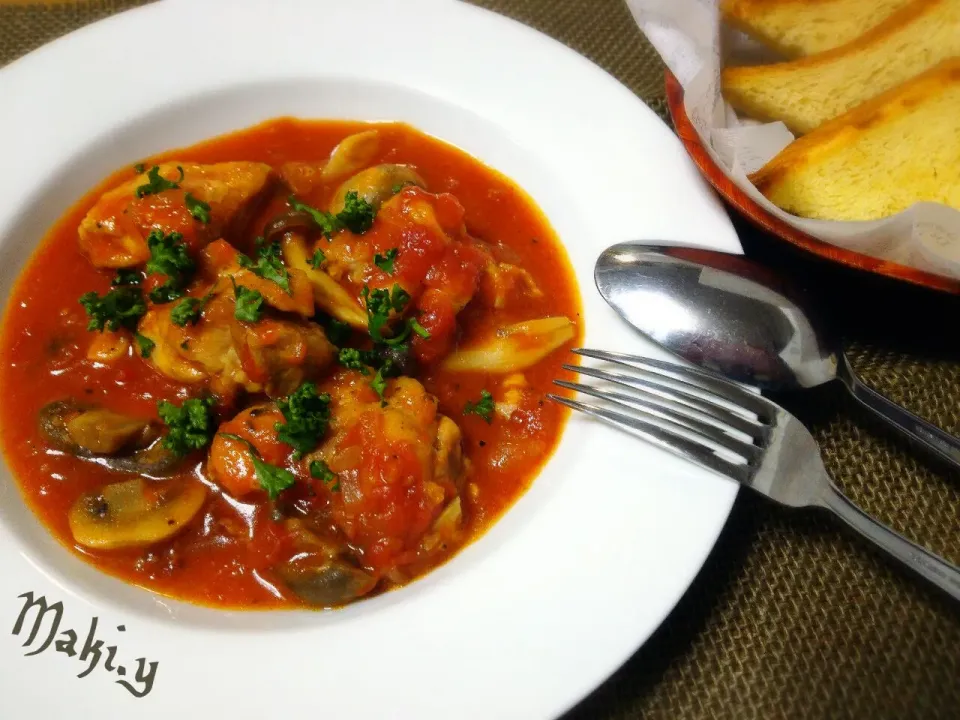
(390, 181), (414, 195)
(289, 196), (340, 239)
(338, 347), (372, 375)
(288, 191), (377, 238)
(237, 238), (290, 294)
(135, 165), (184, 199)
(111, 268), (142, 287)
(185, 192), (211, 224)
(464, 390), (495, 423)
(251, 454), (297, 500)
(274, 382), (331, 456)
(145, 230), (195, 303)
(321, 316), (352, 347)
(134, 333), (155, 358)
(310, 248), (326, 269)
(309, 459), (339, 491)
(133, 163), (146, 174)
(362, 283), (410, 344)
(218, 432), (296, 500)
(170, 293), (212, 327)
(149, 282), (185, 305)
(79, 287), (146, 332)
(145, 230), (192, 277)
(409, 319), (431, 339)
(370, 360), (398, 406)
(337, 191), (376, 234)
(374, 248), (398, 275)
(158, 396), (215, 456)
(233, 283), (263, 323)
(371, 366), (389, 404)
(335, 345), (404, 404)
(359, 283), (431, 347)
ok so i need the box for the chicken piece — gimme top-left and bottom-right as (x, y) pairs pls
(137, 281), (334, 398)
(279, 162), (325, 199)
(86, 329), (130, 363)
(200, 238), (314, 318)
(480, 261), (544, 309)
(79, 162), (274, 268)
(317, 185), (489, 364)
(305, 372), (466, 572)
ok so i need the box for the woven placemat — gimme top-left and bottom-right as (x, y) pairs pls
(3, 2), (959, 719)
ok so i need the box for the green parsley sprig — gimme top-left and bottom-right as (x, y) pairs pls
(134, 333), (155, 358)
(361, 283), (430, 347)
(111, 269), (142, 287)
(170, 293), (213, 327)
(136, 165), (183, 199)
(274, 382), (332, 457)
(309, 459), (340, 492)
(464, 390), (496, 423)
(287, 191), (377, 239)
(374, 248), (398, 275)
(145, 230), (196, 304)
(362, 283), (411, 344)
(158, 396), (216, 456)
(185, 193), (211, 224)
(236, 238), (290, 294)
(79, 286), (146, 332)
(232, 282), (263, 323)
(218, 432), (296, 500)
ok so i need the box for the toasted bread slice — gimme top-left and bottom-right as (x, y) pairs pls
(722, 0), (960, 134)
(749, 59), (960, 222)
(721, 0), (914, 57)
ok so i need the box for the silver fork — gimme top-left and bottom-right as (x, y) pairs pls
(549, 348), (960, 601)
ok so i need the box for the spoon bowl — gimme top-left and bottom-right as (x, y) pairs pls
(596, 243), (960, 470)
(594, 243), (837, 391)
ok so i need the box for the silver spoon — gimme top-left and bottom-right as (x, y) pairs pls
(595, 243), (960, 472)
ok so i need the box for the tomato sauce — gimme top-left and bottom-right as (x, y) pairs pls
(0, 119), (582, 609)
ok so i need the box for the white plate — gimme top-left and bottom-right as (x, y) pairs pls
(0, 1), (741, 717)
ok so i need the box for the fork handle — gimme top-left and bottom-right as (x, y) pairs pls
(819, 482), (960, 601)
(838, 353), (960, 472)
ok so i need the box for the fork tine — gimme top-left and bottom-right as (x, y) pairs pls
(564, 364), (763, 437)
(572, 348), (771, 417)
(548, 394), (746, 482)
(553, 379), (762, 461)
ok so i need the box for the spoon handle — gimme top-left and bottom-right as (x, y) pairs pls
(838, 353), (960, 471)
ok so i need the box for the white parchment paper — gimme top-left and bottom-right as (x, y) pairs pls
(626, 0), (960, 281)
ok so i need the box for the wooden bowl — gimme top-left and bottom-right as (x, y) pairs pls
(664, 69), (960, 295)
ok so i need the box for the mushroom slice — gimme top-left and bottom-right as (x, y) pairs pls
(68, 478), (207, 550)
(329, 164), (426, 215)
(275, 557), (378, 607)
(321, 130), (381, 182)
(282, 235), (368, 329)
(442, 316), (576, 373)
(65, 409), (151, 455)
(38, 400), (182, 476)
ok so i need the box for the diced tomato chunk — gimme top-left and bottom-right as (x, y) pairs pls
(412, 289), (457, 364)
(208, 405), (289, 497)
